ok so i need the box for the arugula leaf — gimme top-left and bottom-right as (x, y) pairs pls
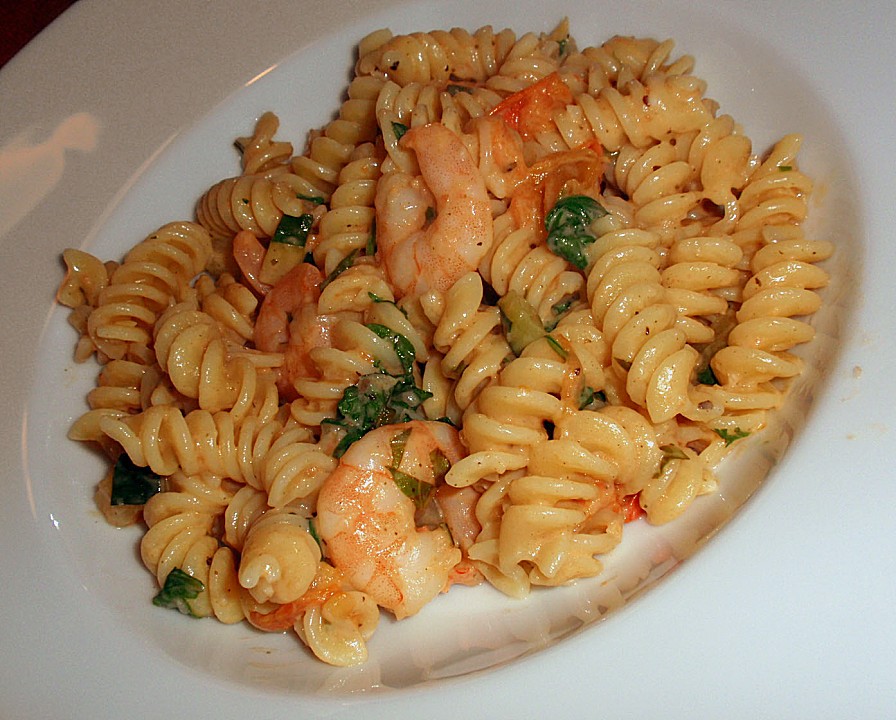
(152, 568), (204, 617)
(271, 213), (313, 247)
(545, 195), (608, 269)
(367, 323), (416, 375)
(111, 454), (162, 506)
(714, 427), (750, 446)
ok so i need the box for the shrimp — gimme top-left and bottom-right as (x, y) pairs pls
(253, 262), (333, 399)
(374, 123), (493, 298)
(315, 420), (465, 619)
(435, 483), (486, 587)
(232, 229), (272, 297)
(246, 561), (346, 632)
(508, 146), (605, 233)
(490, 72), (574, 141)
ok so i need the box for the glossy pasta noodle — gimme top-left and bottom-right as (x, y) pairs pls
(56, 19), (832, 666)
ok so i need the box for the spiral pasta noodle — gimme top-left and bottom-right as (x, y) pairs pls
(235, 111), (294, 176)
(424, 272), (512, 414)
(482, 202), (586, 322)
(58, 21), (832, 667)
(355, 23), (562, 88)
(80, 222), (212, 362)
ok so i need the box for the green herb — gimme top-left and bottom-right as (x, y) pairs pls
(430, 449), (450, 482)
(778, 165), (793, 172)
(390, 467), (435, 509)
(271, 213), (313, 247)
(321, 249), (358, 289)
(390, 428), (411, 468)
(696, 363), (719, 386)
(552, 295), (576, 317)
(557, 38), (569, 56)
(424, 206), (436, 225)
(111, 454), (162, 506)
(578, 386), (606, 410)
(545, 334), (568, 360)
(714, 427), (750, 446)
(297, 193), (326, 205)
(658, 444), (689, 474)
(323, 373), (432, 457)
(545, 294), (578, 331)
(368, 291), (389, 303)
(392, 121), (409, 140)
(661, 445), (688, 460)
(386, 427), (437, 509)
(307, 517), (322, 551)
(498, 291), (545, 355)
(152, 568), (204, 617)
(366, 218), (377, 256)
(367, 323), (416, 374)
(544, 195), (608, 270)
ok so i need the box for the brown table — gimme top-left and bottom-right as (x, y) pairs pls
(0, 0), (79, 69)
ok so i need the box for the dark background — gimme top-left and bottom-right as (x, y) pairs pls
(0, 0), (78, 69)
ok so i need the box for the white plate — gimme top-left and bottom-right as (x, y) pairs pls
(2, 0), (895, 717)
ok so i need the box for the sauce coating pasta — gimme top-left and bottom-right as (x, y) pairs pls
(57, 19), (832, 666)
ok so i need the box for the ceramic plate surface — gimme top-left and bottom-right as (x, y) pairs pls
(2, 1), (894, 718)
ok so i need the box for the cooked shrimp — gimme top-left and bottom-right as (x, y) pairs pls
(316, 420), (465, 619)
(232, 229), (272, 297)
(374, 123), (493, 298)
(490, 72), (574, 141)
(254, 262), (333, 399)
(509, 146), (605, 232)
(247, 561), (345, 632)
(435, 483), (485, 587)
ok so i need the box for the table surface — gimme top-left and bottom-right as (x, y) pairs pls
(0, 0), (78, 70)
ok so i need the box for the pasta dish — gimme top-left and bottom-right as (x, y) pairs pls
(56, 20), (831, 667)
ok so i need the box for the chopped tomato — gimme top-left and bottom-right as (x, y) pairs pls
(247, 580), (339, 632)
(620, 492), (646, 523)
(490, 72), (573, 140)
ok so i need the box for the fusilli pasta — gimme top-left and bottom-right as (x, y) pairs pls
(56, 20), (830, 668)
